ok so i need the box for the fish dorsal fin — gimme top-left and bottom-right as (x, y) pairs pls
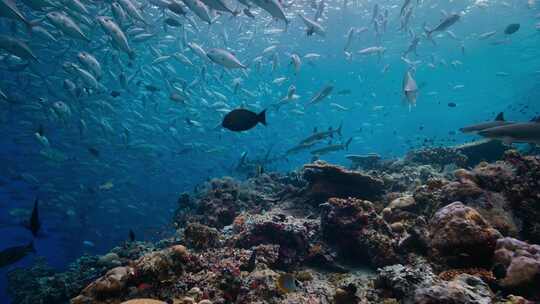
(495, 112), (504, 121)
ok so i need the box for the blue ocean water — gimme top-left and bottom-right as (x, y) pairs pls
(0, 0), (539, 302)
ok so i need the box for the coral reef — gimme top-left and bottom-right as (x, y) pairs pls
(230, 211), (315, 269)
(405, 147), (468, 169)
(9, 148), (540, 304)
(321, 197), (399, 267)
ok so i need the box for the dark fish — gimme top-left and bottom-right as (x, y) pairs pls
(145, 85), (159, 92)
(88, 147), (100, 158)
(425, 13), (460, 38)
(447, 102), (457, 107)
(504, 23), (520, 35)
(0, 242), (35, 268)
(164, 18), (182, 27)
(255, 165), (264, 176)
(129, 229), (135, 242)
(28, 198), (40, 237)
(168, 0), (186, 15)
(110, 90), (121, 98)
(243, 8), (255, 19)
(222, 109), (267, 132)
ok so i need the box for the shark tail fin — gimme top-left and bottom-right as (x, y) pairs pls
(336, 122), (343, 137)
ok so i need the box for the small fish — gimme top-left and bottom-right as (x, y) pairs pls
(402, 70), (418, 110)
(425, 13), (460, 40)
(222, 109), (267, 132)
(308, 84), (333, 105)
(168, 0), (186, 15)
(478, 31), (497, 40)
(145, 85), (160, 92)
(88, 147), (100, 158)
(276, 273), (297, 294)
(243, 8), (254, 18)
(504, 23), (520, 35)
(207, 48), (246, 69)
(164, 17), (182, 27)
(110, 91), (121, 98)
(447, 102), (457, 108)
(99, 181), (114, 191)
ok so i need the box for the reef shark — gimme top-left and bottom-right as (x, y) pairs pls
(477, 118), (540, 145)
(460, 112), (513, 133)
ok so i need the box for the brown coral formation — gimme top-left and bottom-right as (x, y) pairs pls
(429, 202), (502, 267)
(321, 197), (399, 267)
(183, 222), (220, 250)
(22, 149), (539, 304)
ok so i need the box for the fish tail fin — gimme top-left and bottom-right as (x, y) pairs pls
(258, 110), (267, 126)
(495, 112), (504, 121)
(336, 122), (343, 137)
(345, 138), (352, 150)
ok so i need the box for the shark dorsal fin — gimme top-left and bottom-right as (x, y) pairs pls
(495, 112), (504, 121)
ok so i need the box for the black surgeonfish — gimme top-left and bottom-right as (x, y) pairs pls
(222, 109), (267, 132)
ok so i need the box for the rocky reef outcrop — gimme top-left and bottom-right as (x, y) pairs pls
(302, 161), (385, 202)
(493, 237), (540, 299)
(8, 148), (540, 304)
